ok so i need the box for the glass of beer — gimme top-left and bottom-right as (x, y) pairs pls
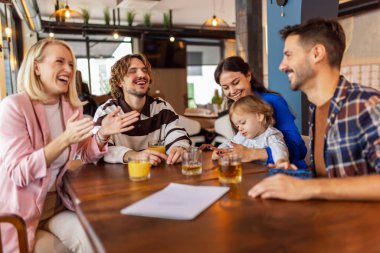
(128, 154), (151, 181)
(181, 147), (202, 175)
(218, 154), (242, 184)
(148, 139), (166, 154)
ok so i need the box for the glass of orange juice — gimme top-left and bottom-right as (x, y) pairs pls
(148, 139), (166, 154)
(128, 154), (151, 181)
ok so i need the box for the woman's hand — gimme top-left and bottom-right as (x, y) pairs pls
(62, 110), (94, 145)
(268, 160), (298, 170)
(99, 107), (140, 139)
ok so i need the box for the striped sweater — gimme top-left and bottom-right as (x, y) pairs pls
(94, 96), (191, 163)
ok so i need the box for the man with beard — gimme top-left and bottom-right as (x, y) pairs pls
(94, 54), (190, 165)
(249, 18), (380, 201)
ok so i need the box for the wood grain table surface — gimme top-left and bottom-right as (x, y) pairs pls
(66, 152), (380, 253)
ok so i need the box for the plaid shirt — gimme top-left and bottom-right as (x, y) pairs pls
(309, 76), (380, 177)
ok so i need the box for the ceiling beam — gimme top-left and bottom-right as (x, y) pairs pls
(41, 20), (235, 40)
(338, 0), (380, 17)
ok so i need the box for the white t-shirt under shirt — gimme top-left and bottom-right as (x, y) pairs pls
(218, 126), (289, 164)
(44, 102), (69, 192)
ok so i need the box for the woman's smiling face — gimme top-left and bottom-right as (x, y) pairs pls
(219, 71), (253, 101)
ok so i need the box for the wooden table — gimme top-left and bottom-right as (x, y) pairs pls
(66, 152), (380, 253)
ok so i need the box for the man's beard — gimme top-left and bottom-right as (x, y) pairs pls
(290, 63), (314, 91)
(125, 87), (150, 98)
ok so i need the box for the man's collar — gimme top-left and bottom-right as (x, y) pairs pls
(331, 75), (349, 105)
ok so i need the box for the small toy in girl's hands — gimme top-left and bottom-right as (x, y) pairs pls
(268, 168), (313, 179)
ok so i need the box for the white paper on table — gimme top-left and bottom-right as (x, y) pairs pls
(121, 183), (229, 220)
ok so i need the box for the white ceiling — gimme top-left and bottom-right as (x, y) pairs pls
(36, 0), (236, 27)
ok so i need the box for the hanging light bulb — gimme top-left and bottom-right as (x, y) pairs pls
(201, 0), (229, 29)
(169, 35), (175, 42)
(113, 30), (119, 39)
(211, 15), (218, 26)
(5, 27), (12, 40)
(49, 32), (55, 38)
(51, 0), (82, 20)
(64, 6), (71, 19)
(4, 3), (12, 42)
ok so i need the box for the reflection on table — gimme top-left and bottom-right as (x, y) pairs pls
(66, 152), (380, 253)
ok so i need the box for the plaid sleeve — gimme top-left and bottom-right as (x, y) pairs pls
(363, 95), (380, 172)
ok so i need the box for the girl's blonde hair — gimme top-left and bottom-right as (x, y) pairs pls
(109, 53), (152, 99)
(17, 38), (84, 107)
(229, 95), (275, 130)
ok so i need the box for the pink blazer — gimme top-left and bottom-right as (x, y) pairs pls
(0, 92), (107, 252)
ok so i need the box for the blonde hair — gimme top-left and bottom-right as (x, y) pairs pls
(230, 95), (275, 130)
(17, 38), (84, 107)
(109, 53), (152, 99)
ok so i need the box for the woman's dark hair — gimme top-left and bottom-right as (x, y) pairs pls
(214, 56), (275, 94)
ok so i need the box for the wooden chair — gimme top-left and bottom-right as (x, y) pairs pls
(0, 214), (28, 253)
(212, 115), (235, 146)
(178, 115), (206, 146)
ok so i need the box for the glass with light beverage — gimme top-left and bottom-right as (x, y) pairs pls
(148, 139), (166, 154)
(128, 154), (151, 181)
(218, 153), (242, 184)
(181, 147), (202, 175)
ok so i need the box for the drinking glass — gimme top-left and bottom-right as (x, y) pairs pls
(128, 154), (151, 181)
(217, 154), (242, 184)
(148, 139), (166, 154)
(181, 147), (202, 175)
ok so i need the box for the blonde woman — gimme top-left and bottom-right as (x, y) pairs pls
(0, 38), (139, 253)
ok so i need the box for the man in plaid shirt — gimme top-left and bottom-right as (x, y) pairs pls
(249, 18), (380, 201)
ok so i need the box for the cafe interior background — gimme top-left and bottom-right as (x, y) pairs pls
(1, 0), (380, 135)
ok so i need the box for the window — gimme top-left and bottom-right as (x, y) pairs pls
(187, 43), (223, 106)
(39, 34), (133, 96)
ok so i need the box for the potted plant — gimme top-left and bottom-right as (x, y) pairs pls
(127, 10), (136, 26)
(104, 7), (111, 25)
(163, 12), (170, 28)
(143, 12), (151, 27)
(81, 8), (90, 24)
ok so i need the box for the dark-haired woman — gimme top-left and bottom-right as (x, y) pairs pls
(214, 56), (307, 168)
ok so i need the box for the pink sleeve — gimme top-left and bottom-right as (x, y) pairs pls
(0, 97), (47, 187)
(75, 109), (108, 163)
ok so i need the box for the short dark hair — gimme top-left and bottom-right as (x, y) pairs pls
(279, 18), (346, 68)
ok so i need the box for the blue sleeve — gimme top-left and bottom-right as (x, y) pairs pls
(260, 93), (307, 166)
(265, 147), (274, 165)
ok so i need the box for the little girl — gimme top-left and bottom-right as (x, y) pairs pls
(211, 95), (289, 165)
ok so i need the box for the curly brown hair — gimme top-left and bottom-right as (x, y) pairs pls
(109, 53), (153, 99)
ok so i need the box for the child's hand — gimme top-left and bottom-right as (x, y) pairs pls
(229, 142), (252, 162)
(211, 149), (220, 160)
